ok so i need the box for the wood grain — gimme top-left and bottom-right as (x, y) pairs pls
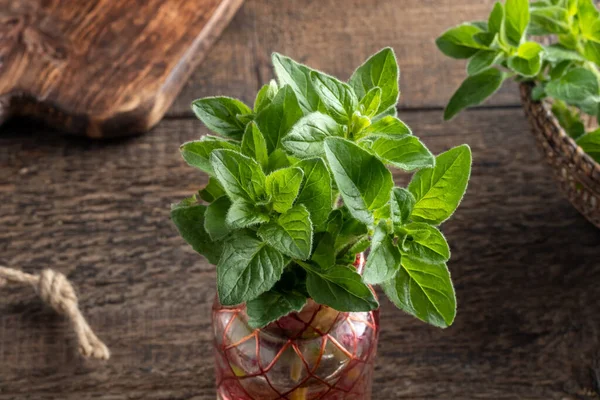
(1, 108), (600, 399)
(0, 0), (243, 137)
(168, 0), (521, 117)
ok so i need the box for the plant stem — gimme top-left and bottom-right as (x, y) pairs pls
(294, 260), (313, 271)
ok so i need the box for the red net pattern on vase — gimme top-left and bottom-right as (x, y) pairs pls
(212, 254), (380, 400)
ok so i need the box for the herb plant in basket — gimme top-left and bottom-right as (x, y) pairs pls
(437, 0), (600, 227)
(171, 48), (472, 400)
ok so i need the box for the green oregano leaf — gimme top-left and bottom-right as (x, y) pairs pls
(359, 87), (383, 118)
(348, 236), (370, 254)
(436, 24), (486, 59)
(473, 31), (497, 47)
(372, 201), (391, 223)
(282, 112), (345, 158)
(518, 41), (544, 59)
(210, 149), (266, 203)
(294, 158), (334, 231)
(258, 204), (313, 260)
(324, 137), (393, 225)
(255, 85), (304, 153)
(373, 106), (398, 121)
(311, 232), (337, 269)
(204, 196), (232, 241)
(402, 222), (451, 263)
(363, 222), (402, 284)
(576, 129), (600, 163)
(303, 263), (379, 312)
(467, 50), (502, 76)
(310, 212), (345, 269)
(444, 68), (506, 120)
(246, 288), (307, 329)
(382, 256), (456, 328)
(272, 53), (321, 113)
(334, 212), (369, 255)
(171, 202), (222, 264)
(351, 111), (372, 136)
(583, 40), (600, 65)
(390, 187), (416, 232)
(217, 231), (285, 306)
(254, 80), (278, 113)
(266, 149), (294, 173)
(577, 0), (600, 40)
(408, 145), (472, 225)
(226, 201), (270, 229)
(371, 135), (435, 171)
(241, 122), (269, 169)
(349, 47), (399, 114)
(358, 116), (411, 140)
(504, 0), (530, 46)
(488, 2), (504, 36)
(508, 56), (542, 77)
(265, 167), (304, 213)
(311, 71), (358, 124)
(180, 136), (240, 175)
(545, 68), (600, 115)
(530, 5), (570, 35)
(191, 97), (252, 139)
(326, 209), (344, 237)
(199, 177), (226, 203)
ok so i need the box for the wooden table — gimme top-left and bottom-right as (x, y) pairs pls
(2, 0), (600, 398)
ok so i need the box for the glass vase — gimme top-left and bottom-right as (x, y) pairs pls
(212, 254), (380, 400)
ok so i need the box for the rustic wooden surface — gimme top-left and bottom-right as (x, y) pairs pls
(2, 0), (600, 399)
(0, 0), (243, 137)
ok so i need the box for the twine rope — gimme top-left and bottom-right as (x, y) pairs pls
(0, 266), (110, 360)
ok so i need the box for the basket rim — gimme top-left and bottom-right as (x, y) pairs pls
(520, 82), (600, 176)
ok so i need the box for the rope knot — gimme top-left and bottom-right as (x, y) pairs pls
(0, 266), (110, 360)
(37, 269), (77, 315)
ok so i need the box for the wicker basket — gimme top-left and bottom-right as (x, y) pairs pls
(520, 82), (600, 228)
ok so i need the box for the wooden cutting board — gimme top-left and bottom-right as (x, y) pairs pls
(0, 0), (243, 138)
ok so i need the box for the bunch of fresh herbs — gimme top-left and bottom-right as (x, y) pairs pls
(171, 49), (472, 329)
(437, 0), (600, 162)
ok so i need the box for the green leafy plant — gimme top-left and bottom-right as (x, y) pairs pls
(171, 49), (472, 330)
(437, 0), (600, 162)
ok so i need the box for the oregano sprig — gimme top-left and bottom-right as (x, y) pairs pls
(172, 48), (472, 329)
(437, 0), (600, 162)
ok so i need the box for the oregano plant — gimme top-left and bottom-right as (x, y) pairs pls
(437, 0), (600, 162)
(171, 48), (472, 330)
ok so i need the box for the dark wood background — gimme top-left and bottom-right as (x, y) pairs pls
(2, 0), (600, 399)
